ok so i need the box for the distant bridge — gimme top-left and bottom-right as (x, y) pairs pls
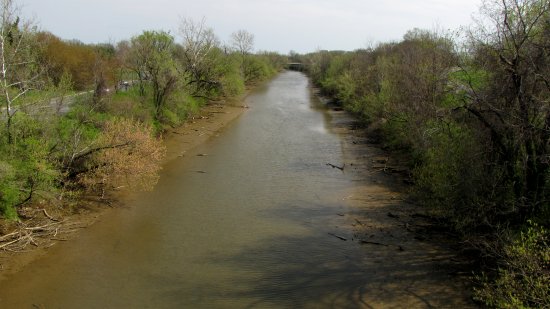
(286, 63), (306, 71)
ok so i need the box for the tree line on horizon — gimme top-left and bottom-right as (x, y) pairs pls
(296, 0), (549, 307)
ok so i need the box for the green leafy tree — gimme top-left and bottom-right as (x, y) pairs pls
(128, 30), (178, 121)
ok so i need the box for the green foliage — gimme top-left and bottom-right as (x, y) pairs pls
(412, 120), (492, 228)
(475, 222), (549, 308)
(243, 54), (277, 83)
(109, 86), (152, 122)
(2, 88), (52, 107)
(129, 30), (179, 120)
(220, 70), (245, 97)
(442, 68), (490, 108)
(0, 113), (58, 219)
(56, 108), (101, 148)
(380, 112), (412, 150)
(0, 160), (20, 219)
(449, 68), (490, 91)
(303, 8), (550, 303)
(319, 54), (352, 97)
(161, 90), (204, 129)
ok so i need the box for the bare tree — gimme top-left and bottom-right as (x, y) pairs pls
(229, 30), (256, 82)
(0, 0), (42, 144)
(230, 29), (254, 56)
(177, 17), (221, 97)
(178, 17), (219, 68)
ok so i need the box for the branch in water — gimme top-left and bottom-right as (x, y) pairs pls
(326, 163), (345, 171)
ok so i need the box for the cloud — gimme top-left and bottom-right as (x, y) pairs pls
(21, 0), (481, 53)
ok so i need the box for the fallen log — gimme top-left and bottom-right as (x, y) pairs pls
(360, 240), (405, 251)
(360, 240), (389, 246)
(328, 233), (347, 241)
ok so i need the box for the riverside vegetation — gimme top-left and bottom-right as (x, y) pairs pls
(0, 1), (284, 252)
(295, 0), (549, 307)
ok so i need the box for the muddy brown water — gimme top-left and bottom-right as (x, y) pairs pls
(0, 72), (474, 308)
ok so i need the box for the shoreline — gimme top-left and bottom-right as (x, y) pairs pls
(162, 102), (248, 163)
(319, 91), (476, 307)
(0, 98), (250, 280)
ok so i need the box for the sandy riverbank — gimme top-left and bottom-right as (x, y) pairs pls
(322, 99), (476, 307)
(163, 102), (248, 163)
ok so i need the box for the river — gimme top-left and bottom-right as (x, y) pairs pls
(0, 71), (474, 308)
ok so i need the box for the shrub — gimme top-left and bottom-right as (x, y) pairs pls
(108, 87), (152, 123)
(474, 222), (549, 308)
(412, 120), (490, 227)
(77, 118), (165, 194)
(161, 91), (204, 128)
(0, 113), (59, 219)
(221, 71), (245, 97)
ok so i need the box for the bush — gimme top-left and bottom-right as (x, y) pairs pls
(243, 55), (277, 83)
(0, 160), (20, 219)
(412, 120), (491, 228)
(161, 91), (204, 127)
(77, 118), (165, 193)
(474, 222), (549, 308)
(0, 113), (59, 219)
(221, 71), (245, 97)
(108, 87), (152, 123)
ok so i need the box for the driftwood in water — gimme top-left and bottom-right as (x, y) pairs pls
(360, 240), (389, 246)
(328, 233), (347, 241)
(360, 240), (404, 251)
(326, 163), (345, 171)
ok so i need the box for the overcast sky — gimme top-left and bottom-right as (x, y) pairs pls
(20, 0), (481, 54)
